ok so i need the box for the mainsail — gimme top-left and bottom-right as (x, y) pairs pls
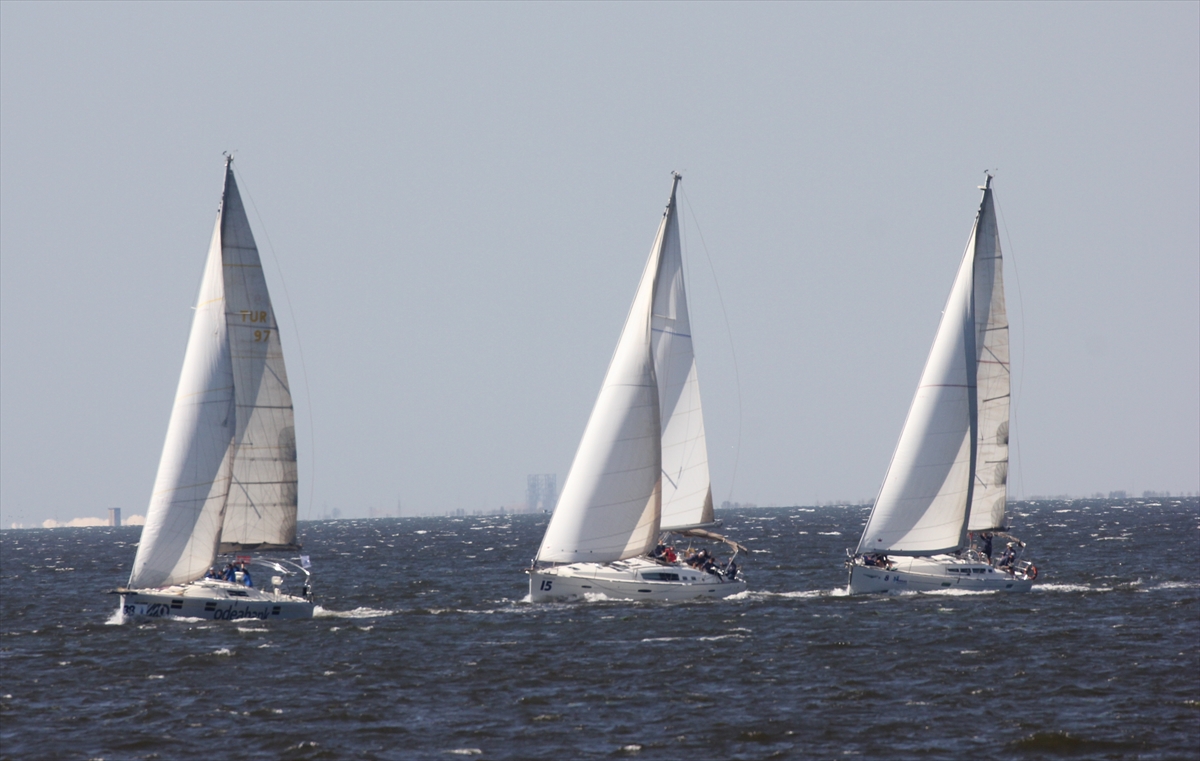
(856, 178), (1009, 556)
(129, 160), (298, 589)
(652, 182), (713, 531)
(967, 182), (1010, 532)
(537, 174), (713, 563)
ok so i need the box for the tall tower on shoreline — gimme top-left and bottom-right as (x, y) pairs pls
(526, 474), (557, 514)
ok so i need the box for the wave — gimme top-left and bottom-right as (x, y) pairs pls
(313, 605), (396, 619)
(1151, 580), (1200, 590)
(642, 628), (751, 644)
(728, 588), (843, 601)
(1033, 583), (1110, 593)
(920, 587), (998, 597)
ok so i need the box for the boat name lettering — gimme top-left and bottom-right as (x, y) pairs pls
(212, 608), (269, 621)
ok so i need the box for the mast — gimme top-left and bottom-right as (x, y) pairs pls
(959, 205), (980, 551)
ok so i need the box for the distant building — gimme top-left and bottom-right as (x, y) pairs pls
(527, 474), (557, 513)
(108, 508), (121, 527)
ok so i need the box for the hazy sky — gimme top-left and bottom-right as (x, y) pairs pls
(2, 2), (1197, 526)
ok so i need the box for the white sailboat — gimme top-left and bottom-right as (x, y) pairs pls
(847, 175), (1037, 594)
(529, 174), (746, 603)
(118, 157), (314, 620)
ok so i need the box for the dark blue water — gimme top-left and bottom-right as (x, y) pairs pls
(1, 499), (1197, 760)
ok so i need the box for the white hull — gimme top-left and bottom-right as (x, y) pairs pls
(847, 555), (1034, 595)
(119, 578), (313, 621)
(529, 557), (746, 603)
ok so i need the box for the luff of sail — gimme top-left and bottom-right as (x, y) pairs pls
(967, 179), (1010, 532)
(855, 191), (984, 557)
(129, 160), (299, 590)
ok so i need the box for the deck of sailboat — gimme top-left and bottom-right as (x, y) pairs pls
(529, 556), (745, 603)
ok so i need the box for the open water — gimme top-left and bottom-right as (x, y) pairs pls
(1, 499), (1197, 760)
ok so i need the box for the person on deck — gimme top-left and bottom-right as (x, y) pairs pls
(999, 543), (1016, 570)
(223, 563), (237, 582)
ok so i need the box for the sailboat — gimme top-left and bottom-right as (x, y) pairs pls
(118, 157), (314, 620)
(847, 175), (1037, 594)
(529, 174), (746, 603)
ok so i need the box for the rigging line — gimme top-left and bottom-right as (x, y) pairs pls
(994, 190), (1025, 503)
(679, 184), (742, 505)
(231, 163), (317, 526)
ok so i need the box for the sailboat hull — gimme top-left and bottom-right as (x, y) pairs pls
(529, 557), (746, 603)
(119, 579), (314, 621)
(847, 555), (1034, 594)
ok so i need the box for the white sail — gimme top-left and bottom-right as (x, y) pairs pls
(652, 181), (713, 530)
(129, 160), (298, 588)
(216, 169), (299, 552)
(967, 183), (1009, 532)
(536, 180), (696, 564)
(856, 201), (980, 556)
(128, 194), (236, 588)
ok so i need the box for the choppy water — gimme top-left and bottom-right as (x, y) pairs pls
(1, 499), (1197, 760)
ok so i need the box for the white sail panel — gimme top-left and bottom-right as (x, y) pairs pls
(537, 214), (665, 564)
(129, 216), (235, 588)
(968, 185), (1010, 532)
(652, 180), (713, 530)
(216, 167), (299, 551)
(857, 228), (978, 556)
